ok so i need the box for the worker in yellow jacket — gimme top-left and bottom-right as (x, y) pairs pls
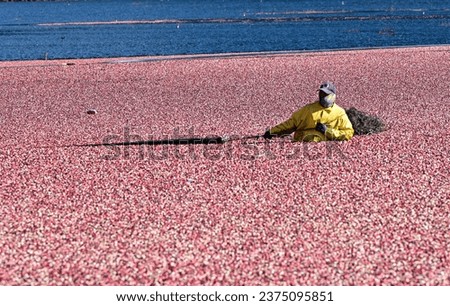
(264, 81), (354, 142)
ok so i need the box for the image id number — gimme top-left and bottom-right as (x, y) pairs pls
(259, 291), (333, 302)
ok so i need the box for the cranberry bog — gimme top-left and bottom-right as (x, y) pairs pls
(0, 46), (449, 285)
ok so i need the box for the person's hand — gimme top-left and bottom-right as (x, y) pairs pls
(316, 122), (327, 134)
(263, 130), (273, 139)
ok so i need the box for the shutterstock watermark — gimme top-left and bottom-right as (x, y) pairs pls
(99, 126), (347, 161)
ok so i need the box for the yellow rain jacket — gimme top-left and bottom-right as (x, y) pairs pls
(270, 101), (354, 142)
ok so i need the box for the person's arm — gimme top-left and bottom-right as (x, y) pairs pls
(269, 116), (297, 136)
(267, 106), (308, 137)
(324, 114), (354, 140)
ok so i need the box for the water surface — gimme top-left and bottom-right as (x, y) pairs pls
(0, 0), (448, 60)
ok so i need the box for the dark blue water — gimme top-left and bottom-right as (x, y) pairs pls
(0, 0), (449, 60)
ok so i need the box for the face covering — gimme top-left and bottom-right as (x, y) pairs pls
(319, 93), (336, 108)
